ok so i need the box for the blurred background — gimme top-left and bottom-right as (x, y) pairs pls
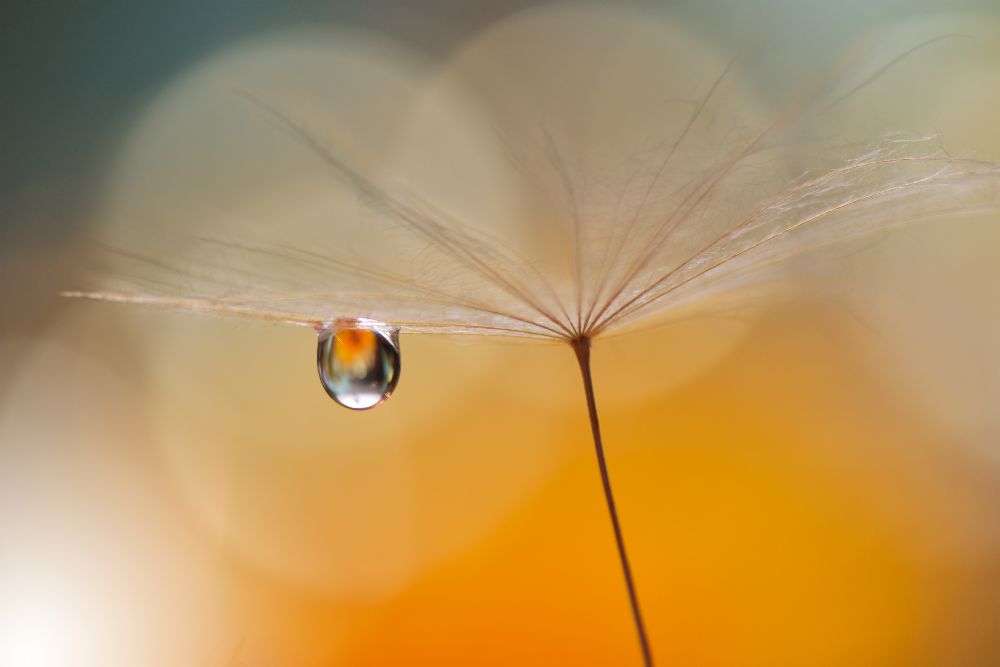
(3, 1), (1000, 665)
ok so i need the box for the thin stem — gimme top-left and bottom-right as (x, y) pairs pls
(571, 336), (654, 667)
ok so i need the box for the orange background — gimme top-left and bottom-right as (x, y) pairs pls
(3, 294), (999, 665)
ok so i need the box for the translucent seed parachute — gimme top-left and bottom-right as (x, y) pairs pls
(67, 13), (1000, 343)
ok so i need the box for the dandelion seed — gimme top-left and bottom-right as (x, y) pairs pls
(64, 6), (1000, 666)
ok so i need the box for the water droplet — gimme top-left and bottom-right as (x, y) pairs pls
(317, 321), (401, 410)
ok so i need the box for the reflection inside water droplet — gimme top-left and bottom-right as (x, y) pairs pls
(317, 321), (400, 410)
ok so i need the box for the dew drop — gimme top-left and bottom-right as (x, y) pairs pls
(317, 321), (400, 410)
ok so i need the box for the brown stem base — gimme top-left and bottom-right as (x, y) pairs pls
(571, 336), (654, 667)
